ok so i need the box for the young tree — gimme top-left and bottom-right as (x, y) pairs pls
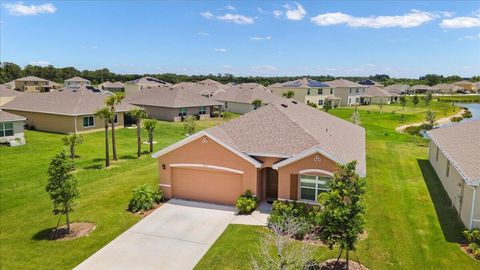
(128, 108), (148, 157)
(251, 99), (263, 110)
(144, 119), (157, 153)
(351, 106), (361, 125)
(223, 111), (234, 122)
(95, 108), (113, 167)
(399, 95), (407, 111)
(318, 161), (366, 269)
(412, 95), (419, 107)
(426, 111), (437, 128)
(183, 116), (196, 135)
(282, 91), (295, 98)
(424, 92), (432, 108)
(61, 133), (83, 159)
(105, 95), (124, 161)
(45, 150), (79, 233)
(323, 99), (332, 112)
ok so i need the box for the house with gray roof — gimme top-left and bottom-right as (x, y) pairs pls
(13, 76), (53, 92)
(410, 84), (433, 94)
(0, 110), (26, 146)
(269, 78), (339, 108)
(427, 121), (480, 229)
(324, 79), (367, 107)
(433, 83), (463, 94)
(124, 76), (172, 96)
(100, 81), (125, 92)
(363, 86), (399, 105)
(175, 80), (227, 98)
(383, 84), (411, 95)
(65, 77), (91, 88)
(0, 85), (24, 106)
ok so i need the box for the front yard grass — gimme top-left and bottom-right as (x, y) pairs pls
(195, 102), (479, 270)
(0, 118), (224, 270)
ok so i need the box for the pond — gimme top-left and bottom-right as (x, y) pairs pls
(421, 103), (479, 138)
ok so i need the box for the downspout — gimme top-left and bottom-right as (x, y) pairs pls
(470, 185), (477, 230)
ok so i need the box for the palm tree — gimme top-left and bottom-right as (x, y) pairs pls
(128, 108), (148, 157)
(144, 119), (157, 153)
(61, 133), (83, 159)
(251, 99), (263, 110)
(105, 95), (124, 161)
(95, 108), (113, 167)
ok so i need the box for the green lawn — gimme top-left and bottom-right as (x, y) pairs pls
(195, 101), (479, 270)
(0, 119), (224, 270)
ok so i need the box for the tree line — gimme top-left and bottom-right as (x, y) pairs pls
(1, 62), (478, 86)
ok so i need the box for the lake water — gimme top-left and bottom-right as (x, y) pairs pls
(420, 103), (479, 138)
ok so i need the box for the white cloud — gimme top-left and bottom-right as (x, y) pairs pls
(29, 61), (50, 66)
(224, 5), (236, 11)
(311, 10), (436, 28)
(284, 2), (306, 20)
(222, 64), (232, 68)
(257, 7), (265, 14)
(201, 10), (213, 19)
(251, 65), (277, 74)
(4, 2), (56, 16)
(217, 13), (254, 24)
(273, 10), (283, 18)
(198, 32), (209, 36)
(250, 36), (272, 41)
(458, 33), (480, 40)
(440, 16), (480, 29)
(214, 48), (227, 52)
(439, 11), (454, 18)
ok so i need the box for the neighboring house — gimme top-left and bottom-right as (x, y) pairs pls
(214, 83), (285, 114)
(324, 79), (367, 107)
(433, 83), (463, 94)
(410, 85), (433, 94)
(64, 76), (91, 88)
(269, 78), (338, 108)
(453, 80), (475, 92)
(13, 76), (52, 92)
(152, 100), (366, 205)
(0, 85), (24, 106)
(363, 86), (399, 104)
(175, 80), (226, 98)
(124, 77), (172, 96)
(101, 81), (125, 92)
(0, 110), (26, 146)
(383, 84), (411, 95)
(427, 121), (480, 229)
(359, 79), (384, 87)
(125, 86), (222, 122)
(475, 82), (480, 93)
(2, 88), (135, 134)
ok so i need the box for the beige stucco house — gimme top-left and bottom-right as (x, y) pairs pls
(0, 110), (26, 146)
(453, 80), (475, 92)
(64, 76), (91, 88)
(269, 78), (339, 108)
(13, 76), (52, 92)
(427, 121), (480, 229)
(2, 88), (136, 134)
(100, 81), (125, 92)
(124, 77), (172, 96)
(383, 84), (411, 95)
(175, 79), (227, 98)
(152, 100), (366, 205)
(363, 86), (399, 105)
(324, 79), (367, 107)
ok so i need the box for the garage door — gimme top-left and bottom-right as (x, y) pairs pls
(172, 168), (242, 205)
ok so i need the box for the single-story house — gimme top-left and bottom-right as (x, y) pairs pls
(433, 83), (463, 94)
(383, 84), (411, 95)
(453, 80), (475, 92)
(65, 77), (91, 88)
(100, 81), (125, 92)
(214, 83), (286, 114)
(125, 86), (222, 122)
(362, 86), (399, 104)
(0, 110), (26, 146)
(152, 100), (366, 205)
(0, 85), (24, 106)
(427, 121), (480, 229)
(2, 87), (136, 134)
(410, 85), (433, 94)
(124, 77), (172, 96)
(358, 79), (384, 87)
(13, 76), (53, 92)
(175, 80), (227, 98)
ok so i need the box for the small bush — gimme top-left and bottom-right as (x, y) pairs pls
(236, 190), (258, 214)
(462, 109), (473, 119)
(128, 184), (163, 213)
(451, 116), (463, 122)
(464, 229), (480, 259)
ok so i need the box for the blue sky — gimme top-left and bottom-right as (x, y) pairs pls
(1, 1), (479, 78)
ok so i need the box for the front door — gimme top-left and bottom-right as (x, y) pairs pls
(265, 168), (278, 200)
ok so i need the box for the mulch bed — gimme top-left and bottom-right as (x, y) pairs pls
(319, 259), (369, 270)
(134, 202), (164, 217)
(50, 222), (96, 241)
(459, 244), (479, 261)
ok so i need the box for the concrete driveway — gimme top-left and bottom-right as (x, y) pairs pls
(74, 199), (236, 270)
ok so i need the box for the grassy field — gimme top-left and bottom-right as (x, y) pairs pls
(195, 101), (479, 270)
(435, 94), (480, 103)
(0, 119), (224, 270)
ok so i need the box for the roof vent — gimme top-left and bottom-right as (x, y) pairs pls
(281, 104), (288, 108)
(291, 100), (298, 104)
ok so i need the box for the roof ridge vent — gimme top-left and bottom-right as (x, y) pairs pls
(281, 104), (288, 108)
(291, 100), (298, 104)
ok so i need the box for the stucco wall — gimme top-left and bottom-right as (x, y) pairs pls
(140, 105), (211, 122)
(0, 121), (25, 143)
(223, 102), (252, 114)
(124, 84), (140, 96)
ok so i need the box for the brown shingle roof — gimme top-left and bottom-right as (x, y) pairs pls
(325, 79), (364, 88)
(102, 81), (125, 88)
(65, 76), (90, 83)
(125, 86), (222, 108)
(15, 76), (48, 82)
(427, 121), (480, 185)
(0, 85), (25, 98)
(207, 100), (366, 176)
(3, 88), (136, 116)
(269, 78), (330, 88)
(126, 76), (172, 86)
(0, 110), (26, 122)
(365, 86), (399, 97)
(174, 82), (226, 96)
(214, 83), (286, 104)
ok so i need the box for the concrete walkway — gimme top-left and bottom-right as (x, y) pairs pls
(231, 201), (272, 226)
(74, 199), (236, 270)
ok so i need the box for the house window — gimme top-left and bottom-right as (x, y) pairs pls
(0, 123), (14, 137)
(199, 106), (206, 115)
(330, 89), (333, 94)
(318, 89), (322, 95)
(307, 89), (311, 95)
(34, 81), (38, 85)
(300, 175), (331, 202)
(225, 102), (228, 109)
(318, 99), (324, 106)
(356, 98), (359, 103)
(435, 146), (439, 161)
(356, 89), (359, 93)
(179, 108), (187, 117)
(446, 160), (450, 177)
(349, 89), (352, 94)
(83, 116), (95, 127)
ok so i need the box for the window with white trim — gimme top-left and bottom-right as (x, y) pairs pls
(318, 99), (324, 106)
(179, 108), (187, 117)
(83, 116), (95, 127)
(0, 123), (14, 137)
(199, 106), (206, 115)
(307, 89), (311, 95)
(300, 175), (332, 202)
(317, 89), (322, 95)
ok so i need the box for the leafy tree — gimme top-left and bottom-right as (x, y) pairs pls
(0, 62), (22, 83)
(251, 99), (263, 110)
(318, 161), (366, 269)
(95, 108), (113, 167)
(351, 106), (361, 125)
(323, 99), (332, 112)
(282, 91), (295, 98)
(399, 95), (407, 111)
(144, 119), (157, 153)
(61, 133), (83, 159)
(128, 108), (148, 157)
(223, 111), (234, 122)
(412, 95), (419, 107)
(426, 111), (437, 127)
(424, 92), (432, 108)
(183, 116), (196, 135)
(45, 150), (79, 233)
(105, 95), (124, 161)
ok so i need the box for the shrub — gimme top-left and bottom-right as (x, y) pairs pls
(450, 116), (463, 122)
(462, 109), (472, 118)
(236, 190), (258, 214)
(464, 229), (480, 259)
(128, 184), (163, 213)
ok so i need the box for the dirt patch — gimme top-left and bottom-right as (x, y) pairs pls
(396, 109), (465, 133)
(318, 259), (369, 270)
(50, 222), (96, 241)
(459, 244), (479, 261)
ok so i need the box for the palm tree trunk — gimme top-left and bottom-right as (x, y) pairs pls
(111, 116), (117, 161)
(66, 207), (70, 233)
(70, 144), (75, 159)
(149, 130), (153, 153)
(136, 119), (141, 157)
(105, 124), (110, 167)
